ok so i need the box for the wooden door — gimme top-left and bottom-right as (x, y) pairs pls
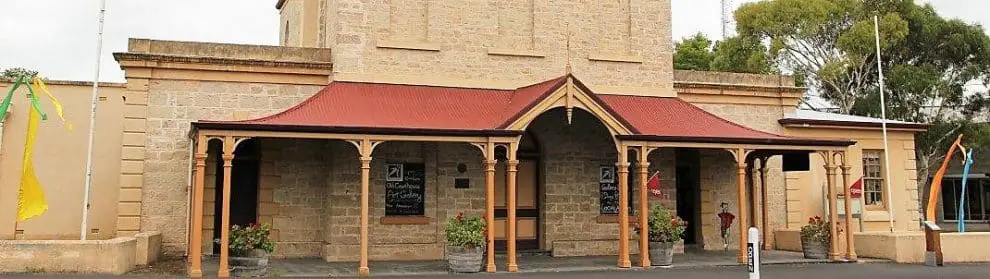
(494, 159), (540, 251)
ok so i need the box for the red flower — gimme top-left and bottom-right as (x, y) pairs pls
(455, 212), (464, 222)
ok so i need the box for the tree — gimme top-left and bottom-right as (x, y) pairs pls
(1, 67), (40, 81)
(673, 33), (715, 71)
(673, 33), (775, 74)
(735, 0), (990, 213)
(711, 36), (776, 74)
(736, 0), (910, 114)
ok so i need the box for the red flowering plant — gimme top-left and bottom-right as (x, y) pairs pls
(228, 223), (275, 256)
(646, 205), (687, 243)
(800, 216), (830, 244)
(444, 213), (486, 249)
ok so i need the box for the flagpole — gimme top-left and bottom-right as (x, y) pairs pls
(81, 0), (107, 241)
(874, 15), (896, 232)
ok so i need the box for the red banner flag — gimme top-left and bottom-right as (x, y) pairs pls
(648, 171), (662, 198)
(850, 177), (863, 199)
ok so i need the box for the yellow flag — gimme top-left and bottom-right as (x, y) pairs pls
(17, 106), (47, 221)
(32, 77), (72, 131)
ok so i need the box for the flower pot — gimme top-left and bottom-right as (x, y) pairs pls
(800, 238), (828, 259)
(447, 246), (484, 273)
(230, 249), (270, 267)
(649, 242), (675, 266)
(230, 249), (270, 277)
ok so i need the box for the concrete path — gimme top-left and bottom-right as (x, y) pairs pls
(265, 250), (852, 277)
(391, 263), (990, 279)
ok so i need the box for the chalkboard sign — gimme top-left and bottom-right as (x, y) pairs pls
(385, 163), (425, 216)
(599, 165), (633, 215)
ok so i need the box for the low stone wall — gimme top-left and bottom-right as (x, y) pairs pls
(941, 232), (990, 263)
(774, 229), (802, 252)
(854, 232), (925, 263)
(551, 239), (684, 257)
(0, 232), (161, 275)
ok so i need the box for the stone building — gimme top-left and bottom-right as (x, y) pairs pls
(1, 0), (939, 277)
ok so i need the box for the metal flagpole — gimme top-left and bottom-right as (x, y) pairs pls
(874, 15), (896, 232)
(81, 0), (108, 240)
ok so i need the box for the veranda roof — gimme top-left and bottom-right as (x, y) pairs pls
(193, 75), (853, 147)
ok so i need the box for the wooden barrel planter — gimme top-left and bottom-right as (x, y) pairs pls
(650, 242), (676, 266)
(801, 238), (828, 259)
(447, 246), (484, 273)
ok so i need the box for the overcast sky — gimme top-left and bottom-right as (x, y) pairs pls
(0, 0), (985, 83)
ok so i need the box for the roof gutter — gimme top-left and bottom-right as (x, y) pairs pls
(616, 134), (855, 147)
(778, 118), (930, 131)
(192, 122), (525, 137)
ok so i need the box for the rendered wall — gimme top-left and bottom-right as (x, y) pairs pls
(0, 81), (125, 240)
(782, 127), (921, 232)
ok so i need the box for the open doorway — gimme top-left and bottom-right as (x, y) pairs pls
(212, 139), (261, 254)
(494, 132), (541, 252)
(676, 149), (702, 248)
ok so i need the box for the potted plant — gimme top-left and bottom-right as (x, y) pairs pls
(647, 205), (687, 266)
(800, 216), (829, 259)
(228, 223), (275, 276)
(444, 213), (486, 273)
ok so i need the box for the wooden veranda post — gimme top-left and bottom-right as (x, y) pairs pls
(637, 146), (651, 267)
(484, 141), (497, 273)
(840, 152), (857, 261)
(350, 138), (379, 277)
(758, 157), (770, 250)
(731, 148), (750, 264)
(617, 144), (632, 268)
(218, 136), (237, 278)
(188, 136), (208, 278)
(506, 141), (519, 272)
(823, 151), (840, 260)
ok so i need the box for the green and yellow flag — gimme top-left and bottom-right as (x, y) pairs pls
(16, 105), (46, 221)
(5, 75), (64, 221)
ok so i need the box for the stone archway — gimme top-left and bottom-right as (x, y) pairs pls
(522, 107), (626, 256)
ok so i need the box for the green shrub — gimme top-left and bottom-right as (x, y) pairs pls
(444, 213), (486, 249)
(647, 205), (687, 243)
(229, 223), (275, 256)
(800, 216), (830, 244)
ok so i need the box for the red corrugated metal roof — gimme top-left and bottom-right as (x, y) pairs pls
(220, 82), (516, 131)
(598, 95), (789, 141)
(194, 76), (852, 146)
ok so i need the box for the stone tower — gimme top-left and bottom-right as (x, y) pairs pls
(277, 0), (674, 97)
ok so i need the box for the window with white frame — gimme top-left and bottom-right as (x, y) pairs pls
(862, 150), (885, 208)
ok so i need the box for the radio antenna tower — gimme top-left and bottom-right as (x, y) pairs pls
(722, 0), (733, 39)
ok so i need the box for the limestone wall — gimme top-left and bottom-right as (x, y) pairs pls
(326, 0), (674, 97)
(267, 139), (330, 257)
(279, 0), (304, 46)
(143, 79), (323, 254)
(324, 140), (487, 261)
